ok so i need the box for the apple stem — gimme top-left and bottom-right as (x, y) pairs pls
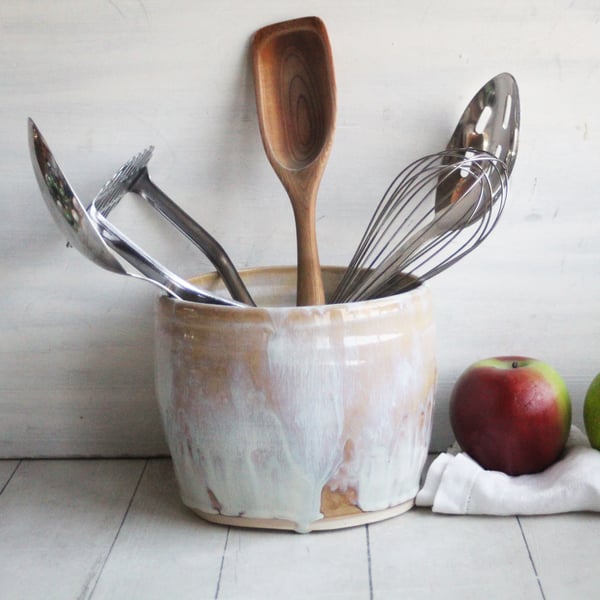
(512, 361), (519, 369)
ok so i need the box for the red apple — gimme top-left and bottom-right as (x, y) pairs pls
(449, 356), (571, 475)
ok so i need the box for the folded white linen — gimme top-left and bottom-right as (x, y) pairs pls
(416, 427), (600, 515)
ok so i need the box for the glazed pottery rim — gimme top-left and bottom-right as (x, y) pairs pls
(158, 265), (427, 311)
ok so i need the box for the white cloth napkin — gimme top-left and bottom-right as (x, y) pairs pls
(416, 427), (600, 515)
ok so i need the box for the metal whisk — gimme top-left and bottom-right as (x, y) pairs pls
(330, 149), (509, 303)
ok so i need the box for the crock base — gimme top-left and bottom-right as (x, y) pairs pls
(189, 498), (415, 533)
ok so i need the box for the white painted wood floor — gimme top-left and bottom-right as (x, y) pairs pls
(0, 459), (597, 600)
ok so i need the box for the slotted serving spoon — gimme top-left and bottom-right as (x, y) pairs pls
(436, 72), (520, 213)
(252, 16), (337, 306)
(28, 119), (242, 306)
(91, 147), (256, 306)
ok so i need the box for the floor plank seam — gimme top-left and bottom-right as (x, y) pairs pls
(0, 460), (21, 496)
(85, 459), (149, 600)
(214, 526), (231, 599)
(517, 516), (547, 600)
(365, 524), (374, 600)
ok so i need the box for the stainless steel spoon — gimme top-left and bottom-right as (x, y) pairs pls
(436, 72), (520, 213)
(28, 118), (242, 306)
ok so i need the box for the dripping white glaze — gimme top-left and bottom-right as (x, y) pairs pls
(154, 267), (436, 533)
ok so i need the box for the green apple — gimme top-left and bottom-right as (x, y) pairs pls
(584, 373), (600, 450)
(449, 356), (572, 475)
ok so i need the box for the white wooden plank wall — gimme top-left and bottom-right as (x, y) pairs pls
(1, 0), (600, 456)
(1, 458), (598, 599)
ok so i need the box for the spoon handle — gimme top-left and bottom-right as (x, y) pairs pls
(289, 187), (325, 306)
